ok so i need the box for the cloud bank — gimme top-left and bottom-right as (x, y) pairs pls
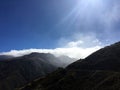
(0, 46), (101, 59)
(0, 34), (103, 59)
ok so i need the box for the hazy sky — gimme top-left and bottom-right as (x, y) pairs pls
(0, 0), (120, 58)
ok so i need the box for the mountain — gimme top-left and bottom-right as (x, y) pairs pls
(0, 52), (74, 90)
(67, 42), (120, 71)
(21, 42), (120, 90)
(0, 55), (14, 61)
(57, 55), (76, 67)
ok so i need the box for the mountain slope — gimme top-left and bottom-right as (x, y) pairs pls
(21, 42), (120, 90)
(0, 52), (73, 90)
(67, 42), (120, 71)
(25, 70), (120, 90)
(0, 55), (14, 61)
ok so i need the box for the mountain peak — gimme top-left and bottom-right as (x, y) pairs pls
(67, 41), (120, 71)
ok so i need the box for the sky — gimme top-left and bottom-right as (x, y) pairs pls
(0, 0), (120, 59)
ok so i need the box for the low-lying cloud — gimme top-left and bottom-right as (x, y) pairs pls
(0, 47), (101, 59)
(0, 34), (103, 59)
(0, 45), (102, 68)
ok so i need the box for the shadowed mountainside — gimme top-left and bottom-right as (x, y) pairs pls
(0, 52), (74, 90)
(0, 55), (14, 61)
(21, 42), (120, 90)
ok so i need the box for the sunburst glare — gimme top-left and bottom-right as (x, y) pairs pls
(58, 0), (105, 27)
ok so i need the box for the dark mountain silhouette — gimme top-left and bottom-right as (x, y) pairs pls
(0, 55), (14, 61)
(0, 52), (74, 90)
(67, 42), (120, 71)
(21, 42), (120, 90)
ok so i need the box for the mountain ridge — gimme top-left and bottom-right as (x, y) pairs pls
(0, 52), (74, 90)
(21, 41), (120, 90)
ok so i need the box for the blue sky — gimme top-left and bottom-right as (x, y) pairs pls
(0, 0), (120, 54)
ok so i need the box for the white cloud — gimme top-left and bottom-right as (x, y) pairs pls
(66, 40), (83, 47)
(59, 33), (103, 48)
(0, 33), (103, 59)
(0, 46), (101, 59)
